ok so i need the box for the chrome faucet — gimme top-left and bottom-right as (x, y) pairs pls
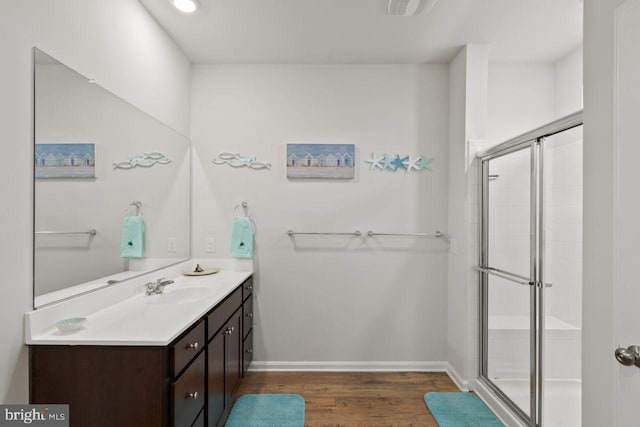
(144, 278), (175, 295)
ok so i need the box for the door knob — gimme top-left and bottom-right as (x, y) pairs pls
(615, 345), (640, 367)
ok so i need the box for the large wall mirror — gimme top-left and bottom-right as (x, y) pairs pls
(33, 48), (190, 308)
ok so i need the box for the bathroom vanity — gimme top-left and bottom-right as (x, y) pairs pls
(26, 263), (254, 427)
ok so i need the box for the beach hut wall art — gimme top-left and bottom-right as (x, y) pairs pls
(35, 143), (96, 179)
(287, 144), (355, 179)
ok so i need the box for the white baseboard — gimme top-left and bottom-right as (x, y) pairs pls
(249, 360), (448, 372)
(445, 362), (469, 391)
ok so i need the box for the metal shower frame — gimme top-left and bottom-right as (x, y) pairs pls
(476, 111), (583, 427)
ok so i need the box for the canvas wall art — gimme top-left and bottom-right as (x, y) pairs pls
(287, 144), (355, 179)
(35, 143), (96, 179)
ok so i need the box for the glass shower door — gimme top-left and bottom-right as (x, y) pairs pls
(541, 126), (583, 427)
(480, 145), (537, 424)
(479, 114), (583, 427)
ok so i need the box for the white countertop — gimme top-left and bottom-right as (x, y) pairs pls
(25, 260), (252, 346)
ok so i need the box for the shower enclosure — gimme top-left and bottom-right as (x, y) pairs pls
(477, 112), (583, 427)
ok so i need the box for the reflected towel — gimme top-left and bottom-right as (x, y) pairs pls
(120, 216), (145, 258)
(230, 216), (254, 259)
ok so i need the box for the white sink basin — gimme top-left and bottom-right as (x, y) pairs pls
(147, 286), (215, 305)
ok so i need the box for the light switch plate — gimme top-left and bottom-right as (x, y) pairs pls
(168, 237), (177, 253)
(449, 238), (458, 254)
(206, 237), (216, 253)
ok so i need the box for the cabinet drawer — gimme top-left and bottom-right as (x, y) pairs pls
(243, 329), (253, 377)
(172, 320), (205, 377)
(208, 286), (242, 340)
(243, 296), (253, 339)
(242, 276), (253, 301)
(173, 352), (205, 427)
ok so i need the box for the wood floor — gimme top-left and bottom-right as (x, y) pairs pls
(234, 372), (460, 427)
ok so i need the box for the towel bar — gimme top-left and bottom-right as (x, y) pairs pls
(367, 230), (447, 238)
(287, 230), (361, 237)
(36, 229), (97, 236)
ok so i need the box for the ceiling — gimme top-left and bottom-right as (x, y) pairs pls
(139, 0), (583, 64)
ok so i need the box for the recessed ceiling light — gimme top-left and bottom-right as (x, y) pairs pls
(172, 0), (198, 14)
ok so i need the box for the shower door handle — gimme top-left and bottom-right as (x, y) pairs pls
(615, 345), (640, 367)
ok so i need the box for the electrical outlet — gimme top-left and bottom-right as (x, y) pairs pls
(206, 237), (216, 253)
(449, 238), (458, 254)
(168, 237), (177, 253)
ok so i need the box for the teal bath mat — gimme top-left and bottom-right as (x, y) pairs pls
(225, 393), (305, 427)
(424, 392), (504, 426)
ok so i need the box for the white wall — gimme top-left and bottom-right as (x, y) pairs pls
(191, 64), (450, 366)
(0, 0), (190, 403)
(583, 0), (624, 425)
(447, 48), (468, 384)
(447, 45), (489, 387)
(486, 49), (583, 149)
(555, 47), (584, 118)
(487, 63), (556, 146)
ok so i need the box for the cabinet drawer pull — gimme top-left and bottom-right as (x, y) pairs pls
(187, 342), (199, 350)
(225, 327), (235, 335)
(246, 349), (253, 354)
(245, 313), (253, 318)
(246, 285), (253, 291)
(185, 392), (199, 400)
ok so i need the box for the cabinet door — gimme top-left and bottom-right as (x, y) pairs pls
(207, 331), (225, 427)
(225, 309), (242, 407)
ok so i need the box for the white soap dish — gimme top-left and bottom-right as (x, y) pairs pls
(183, 263), (220, 276)
(55, 317), (87, 333)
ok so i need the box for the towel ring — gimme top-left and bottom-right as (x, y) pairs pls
(233, 201), (257, 234)
(126, 201), (143, 217)
(233, 201), (250, 218)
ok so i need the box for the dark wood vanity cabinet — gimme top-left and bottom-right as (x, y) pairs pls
(208, 308), (242, 426)
(242, 278), (254, 377)
(207, 330), (225, 426)
(207, 277), (253, 427)
(173, 349), (206, 427)
(30, 275), (254, 427)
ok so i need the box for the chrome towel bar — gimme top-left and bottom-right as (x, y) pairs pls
(286, 230), (449, 240)
(36, 229), (97, 236)
(367, 230), (447, 239)
(287, 230), (361, 237)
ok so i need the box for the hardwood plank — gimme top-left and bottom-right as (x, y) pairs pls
(235, 372), (459, 426)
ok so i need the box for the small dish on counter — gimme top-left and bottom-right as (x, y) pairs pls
(55, 317), (87, 333)
(183, 263), (220, 276)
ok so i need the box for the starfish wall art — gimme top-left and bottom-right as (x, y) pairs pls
(365, 153), (433, 173)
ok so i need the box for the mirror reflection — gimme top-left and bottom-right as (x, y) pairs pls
(33, 48), (190, 308)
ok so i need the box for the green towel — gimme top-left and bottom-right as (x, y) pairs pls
(230, 216), (254, 259)
(120, 216), (145, 258)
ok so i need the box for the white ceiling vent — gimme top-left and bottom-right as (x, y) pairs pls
(387, 0), (439, 16)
